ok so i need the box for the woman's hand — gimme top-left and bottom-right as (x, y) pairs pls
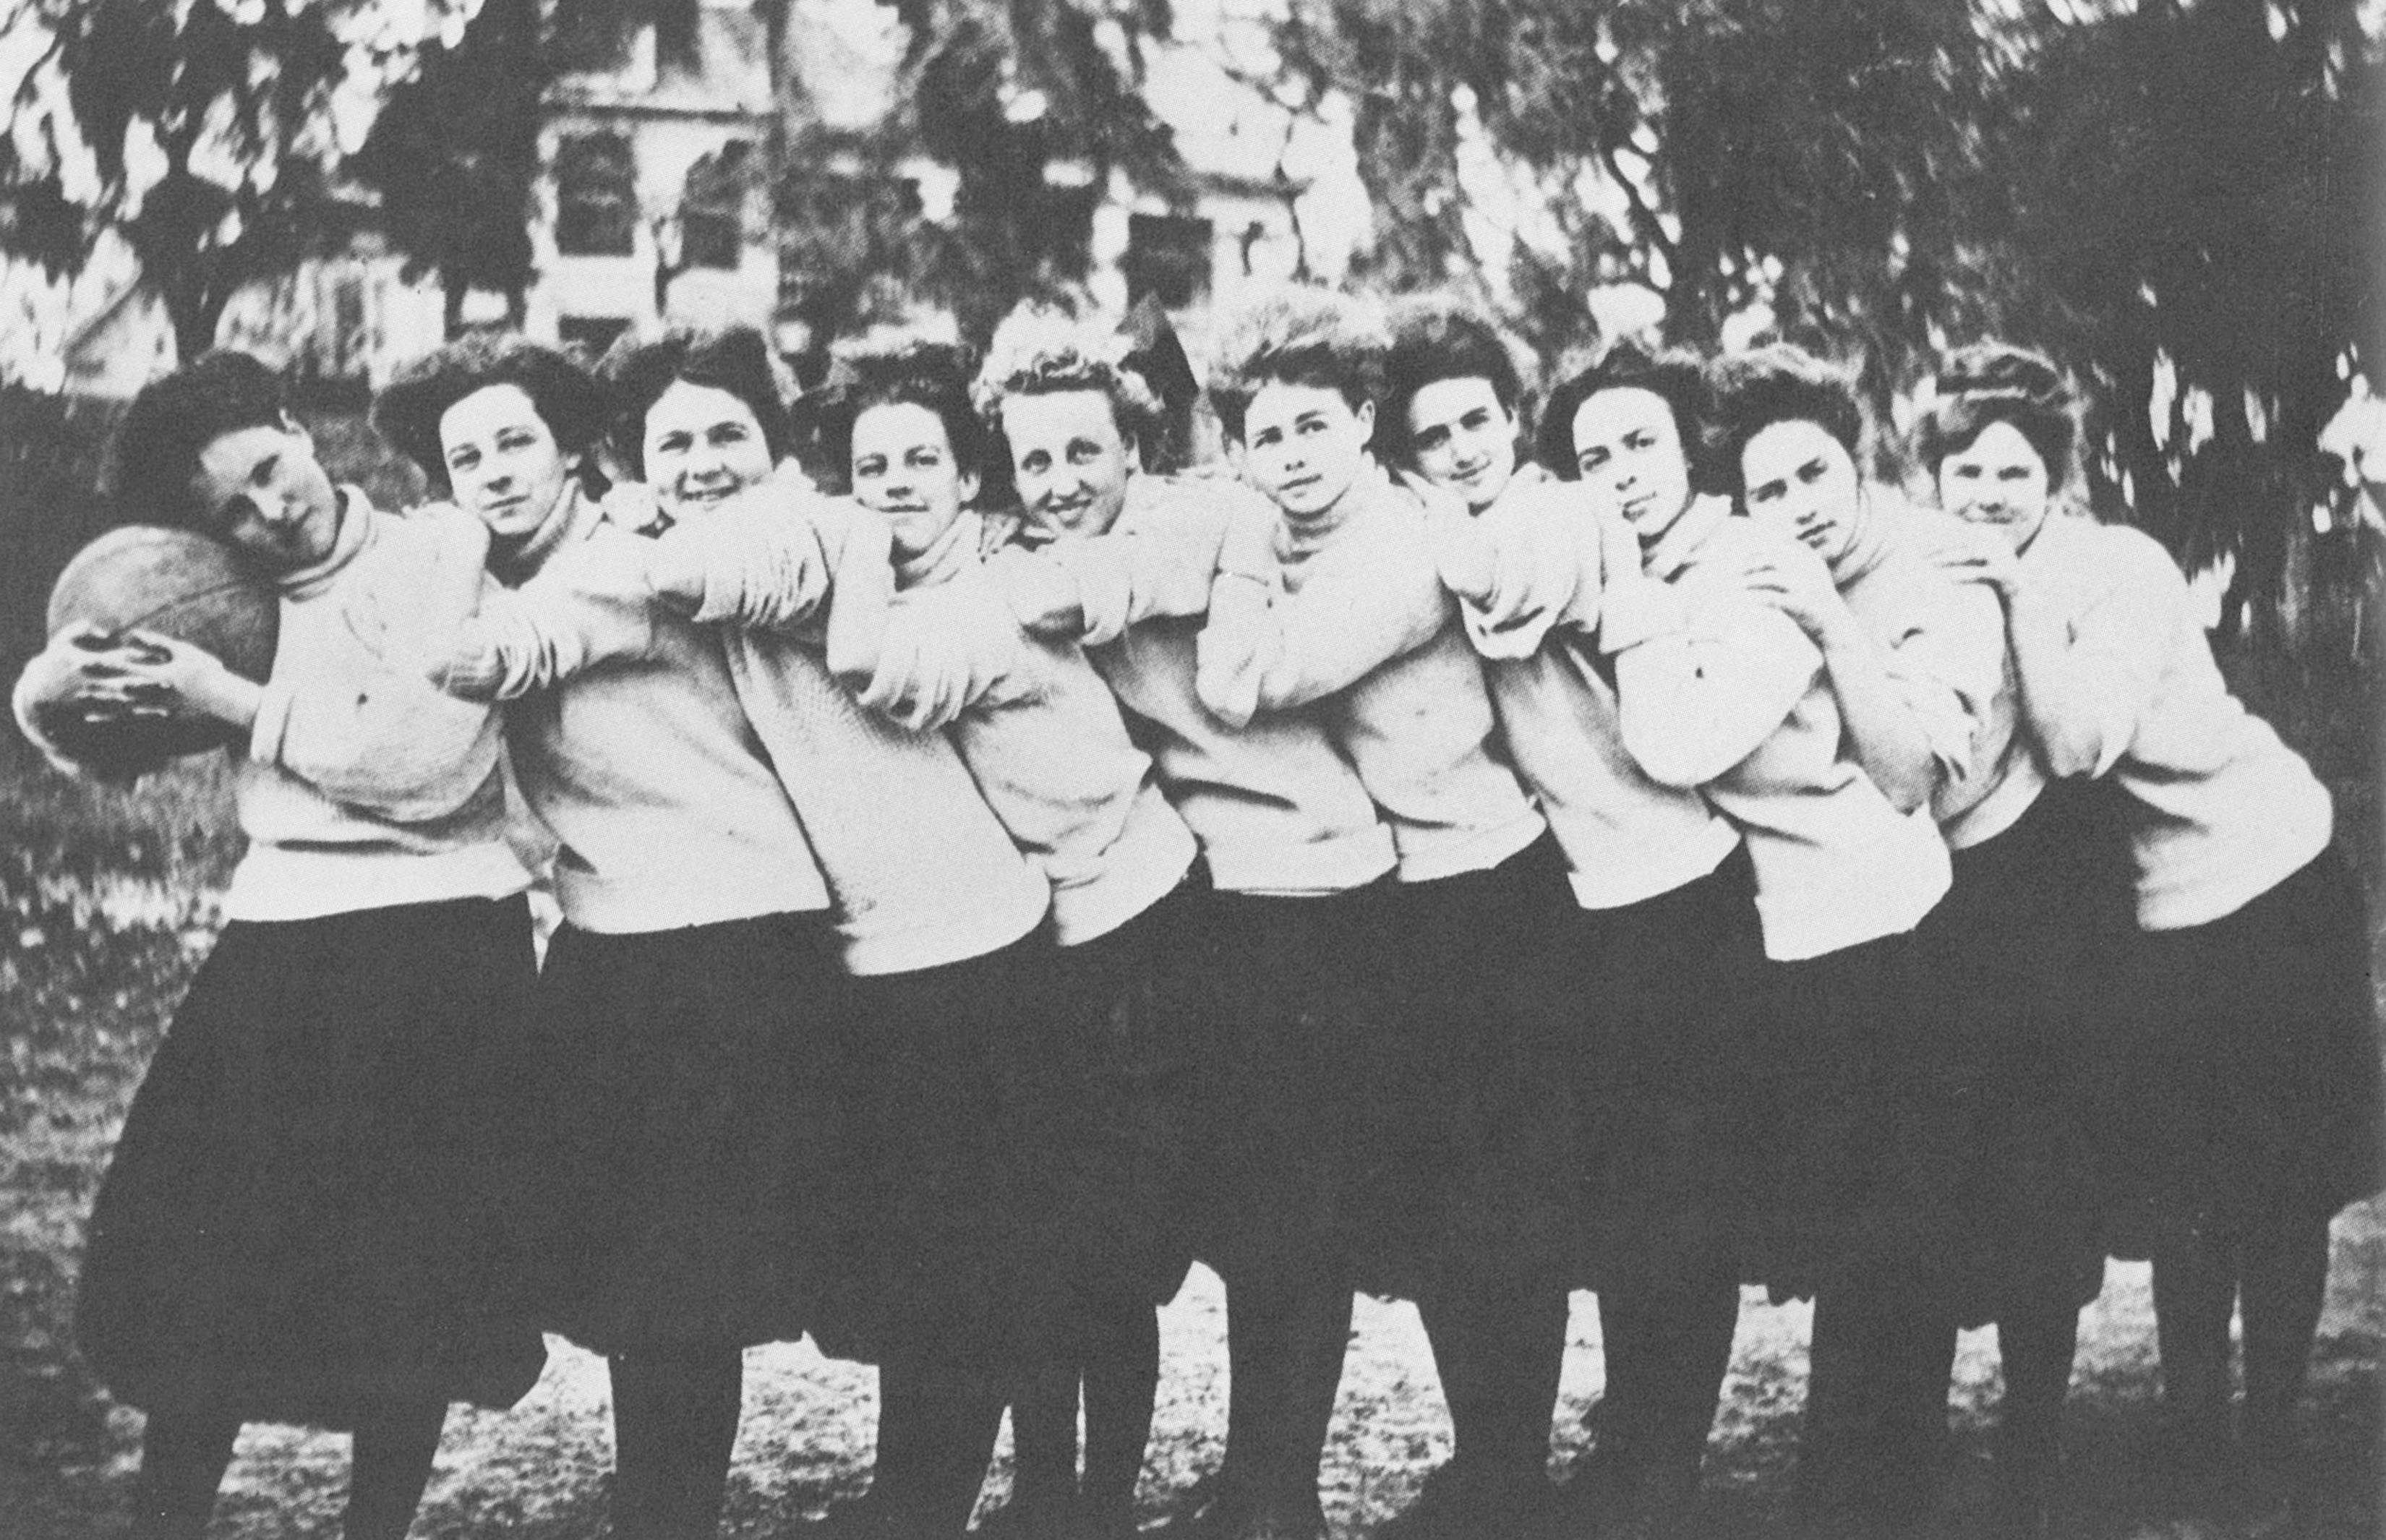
(1740, 540), (1850, 643)
(110, 631), (263, 732)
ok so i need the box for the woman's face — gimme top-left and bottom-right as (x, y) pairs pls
(1236, 382), (1375, 518)
(643, 380), (776, 518)
(189, 422), (343, 571)
(1936, 419), (2053, 553)
(1739, 418), (1864, 564)
(1569, 387), (1693, 542)
(440, 383), (574, 545)
(1403, 375), (1517, 512)
(1001, 388), (1135, 538)
(850, 401), (978, 557)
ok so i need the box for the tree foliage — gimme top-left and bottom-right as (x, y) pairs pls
(1, 0), (460, 362)
(779, 0), (1191, 348)
(352, 0), (545, 336)
(1270, 0), (2378, 648)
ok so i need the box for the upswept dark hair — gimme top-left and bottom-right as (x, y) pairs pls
(1534, 341), (1717, 489)
(973, 304), (1169, 471)
(1205, 288), (1390, 445)
(597, 325), (793, 480)
(1914, 343), (2077, 493)
(1706, 343), (1871, 499)
(792, 338), (988, 495)
(1380, 298), (1526, 466)
(374, 333), (611, 495)
(111, 351), (293, 531)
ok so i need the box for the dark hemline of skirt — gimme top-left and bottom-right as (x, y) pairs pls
(75, 896), (548, 1427)
(2095, 840), (2386, 1259)
(526, 910), (850, 1356)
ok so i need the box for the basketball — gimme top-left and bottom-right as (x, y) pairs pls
(35, 526), (280, 771)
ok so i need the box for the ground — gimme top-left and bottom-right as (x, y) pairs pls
(0, 745), (2378, 1539)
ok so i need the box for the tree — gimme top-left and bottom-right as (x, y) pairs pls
(777, 0), (1192, 349)
(0, 0), (457, 362)
(352, 0), (544, 337)
(1269, 0), (2015, 385)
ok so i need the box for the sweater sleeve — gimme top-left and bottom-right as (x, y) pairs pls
(1194, 509), (1450, 727)
(1610, 578), (1825, 790)
(450, 536), (662, 701)
(2013, 523), (2174, 779)
(662, 496), (835, 632)
(1450, 479), (1600, 659)
(1032, 486), (1236, 645)
(1873, 559), (2011, 805)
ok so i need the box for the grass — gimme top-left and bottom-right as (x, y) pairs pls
(0, 711), (2378, 1538)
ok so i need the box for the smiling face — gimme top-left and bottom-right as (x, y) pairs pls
(1001, 389), (1135, 538)
(440, 383), (574, 546)
(850, 401), (978, 557)
(1236, 382), (1375, 518)
(1403, 376), (1517, 512)
(1936, 419), (2054, 554)
(189, 422), (343, 570)
(643, 380), (776, 519)
(1739, 418), (1864, 563)
(1569, 388), (1693, 542)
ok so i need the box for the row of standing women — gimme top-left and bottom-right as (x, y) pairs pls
(14, 286), (2381, 1540)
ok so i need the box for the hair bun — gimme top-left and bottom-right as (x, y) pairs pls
(1937, 344), (2069, 407)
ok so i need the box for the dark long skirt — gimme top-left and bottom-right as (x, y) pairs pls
(1359, 834), (1582, 1301)
(1737, 927), (1921, 1302)
(2097, 843), (2386, 1259)
(1027, 881), (1202, 1313)
(1168, 879), (1398, 1286)
(1563, 846), (1768, 1295)
(810, 933), (1059, 1367)
(1876, 778), (2119, 1325)
(529, 910), (850, 1355)
(75, 895), (547, 1426)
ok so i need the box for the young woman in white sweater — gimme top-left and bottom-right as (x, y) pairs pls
(1380, 302), (1763, 1540)
(401, 328), (1059, 1539)
(1920, 343), (2383, 1518)
(919, 307), (1405, 1540)
(373, 335), (859, 1540)
(1534, 341), (1957, 1539)
(13, 352), (545, 1540)
(674, 332), (1204, 1539)
(1710, 343), (2108, 1539)
(1190, 288), (1575, 1540)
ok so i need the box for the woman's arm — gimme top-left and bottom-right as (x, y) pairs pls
(1604, 518), (1823, 788)
(1194, 500), (1450, 727)
(2001, 528), (2173, 779)
(646, 475), (837, 631)
(1744, 541), (1944, 813)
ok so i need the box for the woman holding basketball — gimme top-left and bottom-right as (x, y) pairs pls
(12, 351), (545, 1540)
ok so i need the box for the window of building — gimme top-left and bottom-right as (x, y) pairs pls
(555, 133), (638, 257)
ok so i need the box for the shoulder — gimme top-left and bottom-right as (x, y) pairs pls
(2034, 513), (2181, 590)
(1120, 469), (1266, 535)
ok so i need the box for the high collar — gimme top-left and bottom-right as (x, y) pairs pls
(1823, 489), (1895, 589)
(488, 481), (597, 587)
(1275, 456), (1393, 557)
(274, 486), (373, 601)
(1641, 492), (1734, 581)
(894, 508), (1011, 590)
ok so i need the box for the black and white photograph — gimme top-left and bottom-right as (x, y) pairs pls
(1, 2), (2381, 1537)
